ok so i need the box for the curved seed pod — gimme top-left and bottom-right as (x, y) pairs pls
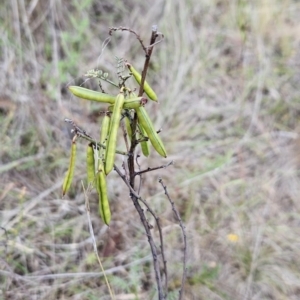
(123, 97), (147, 109)
(135, 107), (167, 158)
(101, 113), (110, 145)
(69, 86), (115, 104)
(107, 97), (147, 110)
(139, 124), (150, 157)
(86, 144), (95, 185)
(97, 162), (111, 225)
(100, 113), (110, 157)
(125, 116), (132, 141)
(105, 91), (125, 174)
(62, 141), (77, 196)
(126, 63), (158, 101)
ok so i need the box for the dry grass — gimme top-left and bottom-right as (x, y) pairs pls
(1, 0), (300, 299)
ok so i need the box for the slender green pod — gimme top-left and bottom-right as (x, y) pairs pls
(126, 63), (158, 101)
(139, 124), (150, 157)
(125, 116), (132, 141)
(62, 140), (77, 196)
(100, 113), (110, 145)
(105, 91), (125, 174)
(97, 162), (111, 225)
(100, 113), (110, 155)
(135, 107), (167, 158)
(123, 97), (147, 109)
(69, 86), (115, 104)
(69, 85), (147, 108)
(86, 144), (95, 186)
(107, 97), (147, 110)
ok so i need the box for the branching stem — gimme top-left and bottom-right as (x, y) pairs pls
(114, 165), (165, 299)
(159, 178), (187, 300)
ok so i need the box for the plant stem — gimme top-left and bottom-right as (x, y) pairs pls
(126, 26), (166, 299)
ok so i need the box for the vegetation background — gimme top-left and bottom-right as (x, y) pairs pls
(1, 0), (300, 299)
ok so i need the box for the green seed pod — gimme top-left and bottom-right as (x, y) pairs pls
(62, 141), (77, 196)
(123, 97), (147, 109)
(86, 144), (95, 186)
(139, 124), (150, 157)
(135, 107), (167, 158)
(107, 97), (147, 111)
(105, 91), (125, 174)
(100, 113), (111, 155)
(69, 86), (115, 104)
(126, 63), (158, 101)
(97, 162), (111, 225)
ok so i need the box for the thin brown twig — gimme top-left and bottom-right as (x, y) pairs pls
(158, 178), (187, 300)
(128, 26), (158, 189)
(135, 161), (174, 177)
(78, 132), (127, 156)
(112, 26), (166, 299)
(138, 25), (158, 98)
(127, 27), (158, 186)
(64, 119), (127, 156)
(157, 217), (168, 297)
(108, 27), (147, 53)
(128, 113), (138, 189)
(146, 35), (164, 50)
(136, 136), (148, 143)
(114, 165), (166, 299)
